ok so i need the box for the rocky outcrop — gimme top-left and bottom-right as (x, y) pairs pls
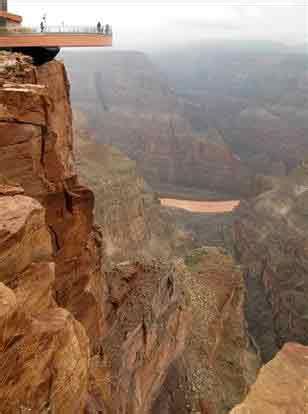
(153, 248), (260, 414)
(64, 50), (252, 197)
(0, 52), (189, 413)
(233, 164), (308, 361)
(89, 261), (189, 413)
(230, 343), (308, 414)
(0, 188), (90, 413)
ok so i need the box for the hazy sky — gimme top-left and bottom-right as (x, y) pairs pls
(10, 1), (308, 49)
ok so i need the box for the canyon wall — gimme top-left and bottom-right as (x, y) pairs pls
(74, 113), (181, 263)
(153, 248), (260, 414)
(154, 43), (308, 178)
(63, 50), (251, 198)
(91, 261), (188, 413)
(0, 184), (90, 413)
(233, 164), (308, 361)
(0, 51), (188, 413)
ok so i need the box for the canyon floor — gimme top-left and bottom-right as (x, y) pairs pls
(160, 198), (240, 214)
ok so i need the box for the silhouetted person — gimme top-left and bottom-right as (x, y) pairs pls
(97, 21), (102, 32)
(105, 24), (110, 35)
(40, 21), (44, 33)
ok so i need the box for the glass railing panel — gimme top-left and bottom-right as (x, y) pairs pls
(0, 25), (113, 35)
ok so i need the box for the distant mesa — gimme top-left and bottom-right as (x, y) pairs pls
(0, 0), (112, 64)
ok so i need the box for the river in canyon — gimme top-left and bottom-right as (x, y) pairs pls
(160, 198), (240, 213)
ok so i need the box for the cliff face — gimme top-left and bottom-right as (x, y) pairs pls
(233, 164), (308, 361)
(0, 52), (106, 351)
(90, 261), (188, 413)
(0, 52), (189, 413)
(0, 184), (90, 412)
(153, 248), (260, 414)
(230, 343), (308, 414)
(63, 50), (251, 197)
(124, 126), (250, 197)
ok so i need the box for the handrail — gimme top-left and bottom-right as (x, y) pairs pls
(30, 25), (113, 35)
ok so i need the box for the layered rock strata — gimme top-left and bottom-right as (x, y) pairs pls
(64, 50), (252, 197)
(0, 52), (189, 414)
(74, 113), (180, 263)
(0, 53), (106, 350)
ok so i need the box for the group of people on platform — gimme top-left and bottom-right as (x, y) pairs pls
(97, 21), (112, 35)
(39, 17), (112, 35)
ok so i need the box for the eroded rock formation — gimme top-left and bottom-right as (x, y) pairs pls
(230, 343), (308, 414)
(0, 187), (90, 413)
(0, 51), (189, 413)
(153, 248), (260, 414)
(89, 261), (188, 413)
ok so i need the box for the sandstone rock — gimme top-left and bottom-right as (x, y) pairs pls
(0, 195), (52, 281)
(0, 191), (89, 413)
(0, 303), (90, 414)
(230, 343), (308, 414)
(153, 248), (260, 414)
(0, 52), (105, 350)
(88, 261), (189, 414)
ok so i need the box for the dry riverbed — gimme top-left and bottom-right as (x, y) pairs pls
(160, 198), (240, 214)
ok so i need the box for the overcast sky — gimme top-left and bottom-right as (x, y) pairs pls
(10, 1), (308, 49)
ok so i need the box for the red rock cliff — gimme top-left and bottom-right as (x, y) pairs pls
(0, 183), (90, 413)
(0, 53), (106, 350)
(230, 343), (308, 414)
(0, 52), (189, 413)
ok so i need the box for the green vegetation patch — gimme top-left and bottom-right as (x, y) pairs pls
(184, 247), (210, 270)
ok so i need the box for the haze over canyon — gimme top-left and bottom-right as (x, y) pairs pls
(0, 13), (308, 413)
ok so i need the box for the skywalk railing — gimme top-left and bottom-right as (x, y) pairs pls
(0, 24), (113, 35)
(30, 25), (113, 35)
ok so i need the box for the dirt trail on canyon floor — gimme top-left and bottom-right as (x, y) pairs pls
(160, 198), (240, 213)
